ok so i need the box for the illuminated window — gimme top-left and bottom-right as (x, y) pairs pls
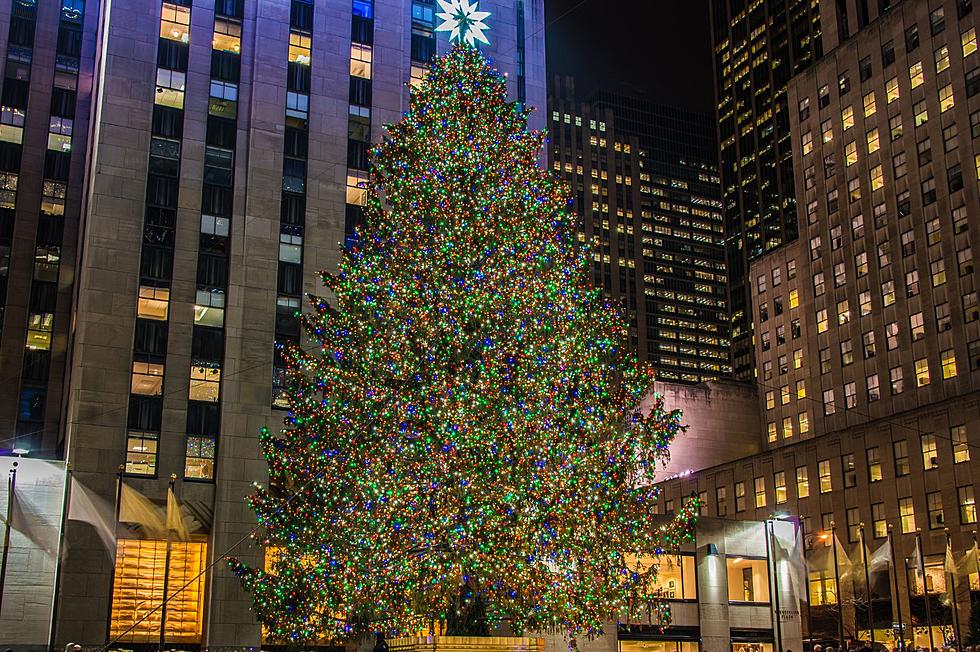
(716, 486), (728, 516)
(184, 436), (215, 480)
(765, 390), (775, 410)
(953, 425), (970, 463)
(767, 421), (777, 442)
(350, 43), (372, 79)
(841, 105), (854, 130)
(866, 128), (879, 154)
(870, 164), (883, 191)
(915, 358), (931, 386)
(821, 119), (833, 143)
(125, 431), (158, 476)
(927, 491), (944, 529)
(810, 568), (837, 606)
(26, 312), (53, 350)
(346, 172), (369, 205)
(132, 362), (164, 396)
(798, 411), (809, 434)
(727, 557), (770, 603)
(793, 349), (803, 369)
(818, 460), (832, 493)
(629, 554), (696, 601)
(788, 288), (798, 308)
(289, 32), (311, 65)
(189, 366), (221, 402)
(139, 286), (170, 320)
(194, 289), (225, 327)
(735, 481), (745, 512)
(796, 466), (809, 498)
(109, 540), (207, 642)
(882, 280), (895, 306)
(410, 64), (429, 87)
(939, 84), (955, 112)
(935, 45), (950, 72)
(964, 27), (977, 57)
(213, 18), (241, 54)
(867, 447), (882, 482)
(816, 308), (828, 333)
(914, 100), (928, 126)
(774, 471), (787, 504)
(155, 68), (186, 109)
(942, 349), (957, 379)
(960, 486), (977, 524)
(900, 497), (915, 533)
(160, 3), (190, 43)
(862, 91), (876, 117)
(921, 434), (939, 470)
(909, 61), (924, 88)
(801, 130), (812, 155)
(780, 385), (790, 405)
(872, 503), (886, 538)
(845, 141), (857, 166)
(886, 77), (900, 103)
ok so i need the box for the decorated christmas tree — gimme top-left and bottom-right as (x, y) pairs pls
(232, 44), (698, 645)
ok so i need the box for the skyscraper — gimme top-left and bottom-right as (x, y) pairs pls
(549, 80), (730, 383)
(0, 0), (546, 646)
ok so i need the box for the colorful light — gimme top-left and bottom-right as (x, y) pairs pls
(230, 44), (698, 645)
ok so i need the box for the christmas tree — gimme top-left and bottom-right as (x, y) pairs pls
(232, 45), (698, 645)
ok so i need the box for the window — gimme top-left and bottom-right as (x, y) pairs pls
(184, 436), (215, 480)
(288, 32), (311, 65)
(754, 477), (766, 508)
(859, 291), (872, 316)
(844, 382), (857, 409)
(960, 486), (977, 524)
(939, 84), (955, 112)
(910, 60), (924, 87)
(213, 18), (242, 53)
(813, 271), (825, 295)
(862, 331), (876, 359)
(698, 492), (708, 516)
(834, 262), (846, 286)
(894, 440), (910, 477)
(735, 481), (746, 512)
(841, 339), (854, 366)
(780, 385), (790, 405)
(789, 289), (799, 309)
(819, 348), (831, 374)
(842, 453), (856, 488)
(915, 357), (931, 386)
(842, 105), (854, 130)
(942, 349), (958, 379)
(797, 466), (810, 498)
(821, 119), (833, 143)
(840, 72), (851, 95)
(802, 130), (813, 155)
(900, 497), (915, 533)
(716, 486), (728, 517)
(910, 312), (925, 340)
(155, 68), (186, 109)
(863, 91), (876, 117)
(768, 421), (777, 442)
(636, 554), (697, 600)
(866, 128), (879, 154)
(890, 366), (904, 394)
(927, 491), (944, 528)
(774, 471), (787, 504)
(818, 460), (832, 493)
(846, 507), (860, 542)
(921, 434), (939, 470)
(937, 302), (952, 332)
(882, 280), (895, 306)
(930, 7), (945, 34)
(867, 374), (880, 402)
(346, 171), (369, 205)
(914, 100), (928, 127)
(964, 27), (978, 56)
(867, 447), (882, 483)
(823, 389), (835, 415)
(889, 114), (903, 141)
(936, 45), (950, 72)
(727, 557), (770, 603)
(931, 259), (946, 287)
(189, 365), (221, 402)
(160, 3), (190, 43)
(350, 43), (372, 79)
(845, 140), (858, 166)
(872, 503), (887, 538)
(952, 425), (970, 463)
(870, 165), (883, 191)
(131, 362), (164, 396)
(886, 76), (900, 103)
(799, 411), (809, 434)
(125, 431), (158, 476)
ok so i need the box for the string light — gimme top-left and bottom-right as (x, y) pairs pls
(230, 44), (697, 645)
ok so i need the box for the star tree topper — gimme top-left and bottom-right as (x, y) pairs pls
(435, 0), (491, 46)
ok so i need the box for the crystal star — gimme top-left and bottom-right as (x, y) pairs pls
(435, 0), (491, 46)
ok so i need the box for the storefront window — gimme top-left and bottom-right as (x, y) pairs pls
(619, 641), (699, 652)
(627, 554), (697, 600)
(727, 557), (771, 603)
(732, 643), (774, 652)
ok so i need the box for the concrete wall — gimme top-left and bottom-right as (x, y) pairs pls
(0, 457), (67, 650)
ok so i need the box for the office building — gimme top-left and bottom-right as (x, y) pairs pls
(661, 0), (980, 644)
(549, 80), (730, 383)
(0, 0), (548, 647)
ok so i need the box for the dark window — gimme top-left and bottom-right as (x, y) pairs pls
(859, 56), (872, 81)
(882, 41), (895, 66)
(8, 17), (35, 48)
(152, 106), (184, 139)
(36, 216), (63, 246)
(1, 79), (29, 109)
(0, 143), (22, 172)
(948, 165), (963, 193)
(202, 184), (232, 217)
(29, 282), (57, 313)
(56, 26), (83, 58)
(967, 68), (980, 98)
(283, 127), (308, 158)
(196, 253), (228, 288)
(958, 0), (972, 17)
(290, 0), (313, 31)
(18, 387), (46, 423)
(186, 401), (220, 436)
(281, 193), (305, 226)
(351, 14), (373, 44)
(287, 62), (310, 93)
(211, 51), (240, 83)
(349, 77), (372, 107)
(275, 305), (301, 338)
(134, 319), (168, 359)
(411, 34), (435, 62)
(140, 245), (174, 283)
(206, 116), (236, 148)
(146, 175), (179, 208)
(929, 7), (944, 34)
(906, 24), (919, 51)
(214, 0), (244, 18)
(128, 396), (163, 431)
(278, 263), (302, 296)
(191, 327), (224, 365)
(347, 139), (370, 170)
(43, 151), (70, 181)
(50, 88), (76, 118)
(158, 39), (189, 71)
(22, 349), (50, 384)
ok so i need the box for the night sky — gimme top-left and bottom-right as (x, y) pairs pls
(543, 0), (716, 114)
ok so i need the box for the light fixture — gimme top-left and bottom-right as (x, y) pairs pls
(12, 447), (30, 457)
(732, 557), (743, 565)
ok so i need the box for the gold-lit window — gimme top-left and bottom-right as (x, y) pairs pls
(798, 411), (809, 433)
(189, 366), (221, 402)
(160, 3), (190, 43)
(26, 312), (54, 350)
(963, 27), (977, 57)
(289, 32), (311, 65)
(866, 128), (879, 154)
(184, 436), (215, 480)
(788, 288), (798, 308)
(125, 431), (158, 476)
(915, 358), (930, 387)
(132, 362), (164, 396)
(727, 557), (770, 603)
(213, 18), (241, 53)
(886, 77), (900, 103)
(801, 130), (812, 155)
(410, 64), (429, 87)
(939, 84), (954, 112)
(818, 459), (832, 493)
(941, 349), (957, 379)
(845, 141), (857, 166)
(862, 91), (876, 117)
(109, 539), (207, 642)
(350, 43), (372, 79)
(138, 286), (170, 320)
(935, 45), (950, 73)
(346, 172), (369, 206)
(155, 68), (186, 109)
(0, 171), (18, 209)
(870, 164), (884, 191)
(900, 497), (915, 533)
(841, 105), (854, 131)
(909, 61), (924, 88)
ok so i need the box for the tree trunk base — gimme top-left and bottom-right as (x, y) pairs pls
(386, 636), (545, 652)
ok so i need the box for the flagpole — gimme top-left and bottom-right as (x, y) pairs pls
(48, 462), (73, 649)
(159, 474), (176, 652)
(860, 523), (875, 647)
(973, 530), (980, 598)
(917, 529), (936, 651)
(831, 521), (845, 652)
(104, 464), (125, 643)
(946, 528), (963, 652)
(889, 525), (905, 652)
(767, 519), (784, 652)
(0, 462), (18, 617)
(801, 518), (814, 644)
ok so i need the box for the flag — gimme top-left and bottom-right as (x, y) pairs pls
(771, 521), (806, 604)
(167, 486), (190, 541)
(868, 540), (891, 574)
(945, 539), (957, 576)
(67, 477), (118, 559)
(956, 542), (978, 579)
(118, 481), (166, 538)
(913, 535), (928, 593)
